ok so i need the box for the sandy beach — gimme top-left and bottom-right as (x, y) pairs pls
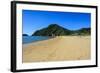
(22, 36), (91, 63)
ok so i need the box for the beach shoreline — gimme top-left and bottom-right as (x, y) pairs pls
(22, 36), (91, 63)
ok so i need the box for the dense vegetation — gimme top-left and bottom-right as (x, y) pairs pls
(32, 24), (91, 36)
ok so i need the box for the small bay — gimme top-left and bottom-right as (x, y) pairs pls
(23, 36), (51, 44)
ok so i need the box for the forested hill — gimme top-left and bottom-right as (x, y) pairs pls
(32, 24), (90, 36)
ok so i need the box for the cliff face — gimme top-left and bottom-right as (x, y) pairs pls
(32, 24), (90, 36)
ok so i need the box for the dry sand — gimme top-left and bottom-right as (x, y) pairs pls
(22, 36), (91, 63)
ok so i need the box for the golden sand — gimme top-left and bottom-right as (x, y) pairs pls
(22, 36), (91, 63)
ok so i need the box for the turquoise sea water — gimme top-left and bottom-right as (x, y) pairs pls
(23, 36), (51, 44)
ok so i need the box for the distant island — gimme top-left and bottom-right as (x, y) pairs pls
(32, 24), (90, 36)
(23, 34), (28, 36)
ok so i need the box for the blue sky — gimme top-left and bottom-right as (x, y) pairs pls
(22, 10), (91, 35)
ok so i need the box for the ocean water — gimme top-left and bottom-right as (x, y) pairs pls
(23, 36), (51, 44)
